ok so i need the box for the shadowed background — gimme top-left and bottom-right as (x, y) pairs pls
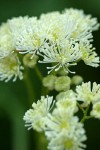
(0, 0), (100, 150)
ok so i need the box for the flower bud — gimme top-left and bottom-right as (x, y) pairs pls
(71, 75), (83, 85)
(42, 75), (57, 90)
(23, 54), (38, 68)
(54, 76), (71, 91)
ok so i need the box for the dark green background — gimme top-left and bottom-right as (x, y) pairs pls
(0, 0), (100, 150)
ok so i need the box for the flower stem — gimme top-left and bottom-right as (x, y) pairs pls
(23, 68), (36, 106)
(77, 102), (85, 113)
(80, 104), (91, 123)
(34, 66), (43, 81)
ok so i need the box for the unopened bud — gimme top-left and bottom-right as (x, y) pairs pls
(71, 75), (83, 85)
(54, 76), (71, 91)
(42, 75), (57, 90)
(23, 54), (38, 68)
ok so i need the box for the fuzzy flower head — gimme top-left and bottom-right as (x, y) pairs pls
(39, 39), (82, 74)
(0, 54), (23, 82)
(45, 113), (78, 141)
(23, 96), (55, 132)
(45, 101), (86, 150)
(39, 12), (77, 42)
(8, 16), (44, 57)
(91, 101), (100, 119)
(76, 82), (100, 106)
(45, 102), (79, 134)
(38, 10), (99, 74)
(46, 126), (86, 150)
(40, 9), (99, 42)
(56, 96), (78, 114)
(0, 23), (15, 58)
(8, 16), (29, 39)
(15, 17), (46, 55)
(80, 42), (100, 67)
(3, 9), (98, 75)
(64, 8), (99, 41)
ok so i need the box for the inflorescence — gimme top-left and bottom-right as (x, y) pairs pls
(0, 8), (100, 150)
(0, 8), (99, 81)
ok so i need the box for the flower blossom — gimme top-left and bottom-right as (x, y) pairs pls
(64, 8), (99, 41)
(46, 127), (86, 150)
(14, 17), (46, 56)
(91, 101), (100, 119)
(45, 96), (86, 150)
(23, 96), (55, 131)
(0, 54), (23, 82)
(0, 23), (14, 58)
(38, 39), (82, 74)
(80, 42), (100, 67)
(76, 82), (100, 106)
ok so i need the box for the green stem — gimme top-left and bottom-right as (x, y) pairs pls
(80, 104), (91, 123)
(34, 66), (43, 81)
(23, 68), (36, 106)
(23, 67), (46, 150)
(85, 116), (93, 120)
(23, 68), (39, 148)
(80, 115), (93, 123)
(37, 133), (47, 150)
(77, 102), (85, 113)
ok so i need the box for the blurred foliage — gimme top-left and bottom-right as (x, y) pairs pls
(0, 0), (100, 150)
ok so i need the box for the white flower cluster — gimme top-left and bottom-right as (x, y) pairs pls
(23, 96), (55, 131)
(0, 54), (23, 82)
(0, 8), (99, 81)
(76, 82), (100, 119)
(24, 94), (87, 150)
(0, 21), (24, 82)
(37, 9), (99, 73)
(24, 81), (100, 150)
(76, 82), (100, 105)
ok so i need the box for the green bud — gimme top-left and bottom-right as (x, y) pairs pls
(57, 68), (68, 76)
(23, 54), (38, 68)
(71, 75), (83, 85)
(54, 76), (71, 91)
(42, 75), (57, 90)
